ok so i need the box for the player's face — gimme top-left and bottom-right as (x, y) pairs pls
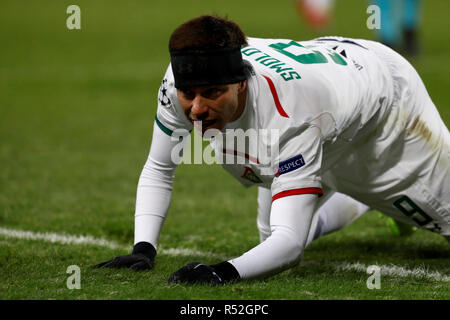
(177, 81), (247, 134)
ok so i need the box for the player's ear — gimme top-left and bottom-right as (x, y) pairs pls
(237, 80), (247, 93)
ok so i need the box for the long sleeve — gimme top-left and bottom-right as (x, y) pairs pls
(134, 122), (186, 248)
(229, 193), (318, 279)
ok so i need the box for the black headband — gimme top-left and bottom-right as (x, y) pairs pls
(169, 46), (247, 88)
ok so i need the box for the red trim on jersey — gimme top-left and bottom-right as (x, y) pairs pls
(272, 187), (323, 202)
(262, 75), (289, 118)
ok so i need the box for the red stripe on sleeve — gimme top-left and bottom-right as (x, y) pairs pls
(272, 187), (323, 202)
(262, 75), (289, 118)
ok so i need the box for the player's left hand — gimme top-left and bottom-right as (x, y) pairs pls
(168, 261), (240, 286)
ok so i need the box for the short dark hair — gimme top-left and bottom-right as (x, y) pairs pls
(169, 15), (248, 51)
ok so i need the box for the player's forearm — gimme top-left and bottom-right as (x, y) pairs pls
(134, 122), (181, 248)
(229, 194), (317, 279)
(229, 229), (305, 279)
(134, 163), (174, 247)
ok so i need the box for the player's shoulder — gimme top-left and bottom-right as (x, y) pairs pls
(243, 42), (335, 119)
(246, 72), (333, 142)
(242, 36), (343, 92)
(156, 64), (193, 133)
(157, 64), (176, 109)
(242, 37), (340, 141)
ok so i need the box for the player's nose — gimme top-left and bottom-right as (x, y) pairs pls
(191, 95), (209, 118)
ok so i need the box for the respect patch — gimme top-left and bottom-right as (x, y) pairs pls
(275, 154), (305, 177)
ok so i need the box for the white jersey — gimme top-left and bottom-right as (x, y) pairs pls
(155, 36), (450, 235)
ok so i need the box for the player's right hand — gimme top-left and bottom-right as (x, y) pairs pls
(93, 241), (156, 271)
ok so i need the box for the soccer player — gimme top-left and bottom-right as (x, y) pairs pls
(94, 15), (449, 285)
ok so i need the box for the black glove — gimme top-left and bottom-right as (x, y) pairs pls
(168, 261), (240, 286)
(93, 241), (156, 271)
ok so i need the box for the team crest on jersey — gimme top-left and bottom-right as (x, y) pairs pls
(158, 78), (171, 107)
(241, 166), (263, 183)
(274, 154), (305, 177)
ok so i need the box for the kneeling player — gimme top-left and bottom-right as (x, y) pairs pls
(95, 15), (449, 285)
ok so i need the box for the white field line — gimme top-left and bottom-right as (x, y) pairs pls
(0, 227), (126, 250)
(0, 227), (448, 282)
(336, 262), (450, 282)
(0, 227), (226, 260)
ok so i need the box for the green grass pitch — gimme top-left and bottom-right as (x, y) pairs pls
(0, 0), (449, 300)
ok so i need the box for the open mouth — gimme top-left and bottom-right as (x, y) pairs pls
(191, 118), (218, 133)
(199, 119), (217, 128)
